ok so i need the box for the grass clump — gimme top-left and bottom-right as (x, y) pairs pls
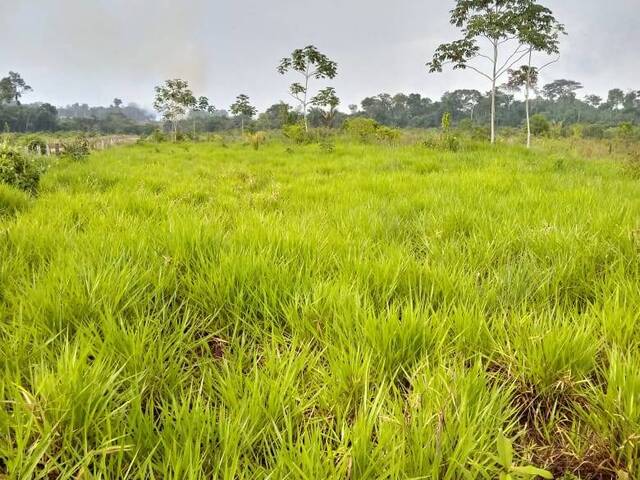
(0, 183), (31, 218)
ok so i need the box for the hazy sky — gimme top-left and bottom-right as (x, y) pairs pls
(2, 0), (638, 111)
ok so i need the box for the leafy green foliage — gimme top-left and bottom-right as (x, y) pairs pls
(0, 143), (42, 193)
(62, 136), (91, 161)
(282, 124), (312, 144)
(311, 87), (340, 127)
(530, 114), (551, 136)
(153, 79), (196, 141)
(0, 71), (32, 105)
(230, 94), (258, 135)
(277, 45), (338, 131)
(427, 0), (564, 143)
(496, 433), (553, 479)
(344, 117), (400, 143)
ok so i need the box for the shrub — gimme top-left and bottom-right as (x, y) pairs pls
(344, 118), (379, 142)
(0, 143), (42, 194)
(617, 122), (634, 140)
(375, 126), (401, 144)
(581, 124), (606, 139)
(20, 135), (47, 154)
(283, 124), (313, 144)
(530, 114), (551, 136)
(149, 129), (167, 143)
(343, 118), (401, 144)
(422, 113), (461, 151)
(63, 136), (91, 161)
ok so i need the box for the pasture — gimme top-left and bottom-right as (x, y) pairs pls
(1, 139), (640, 478)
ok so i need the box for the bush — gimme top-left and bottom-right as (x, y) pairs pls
(376, 126), (401, 144)
(343, 118), (401, 144)
(0, 143), (42, 194)
(148, 129), (167, 143)
(581, 124), (606, 139)
(617, 122), (634, 140)
(530, 114), (551, 136)
(283, 124), (313, 144)
(344, 118), (379, 142)
(63, 136), (91, 161)
(20, 135), (47, 154)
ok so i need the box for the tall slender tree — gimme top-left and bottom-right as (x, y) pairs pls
(512, 1), (564, 147)
(427, 0), (561, 144)
(277, 46), (338, 132)
(191, 96), (214, 137)
(230, 94), (257, 136)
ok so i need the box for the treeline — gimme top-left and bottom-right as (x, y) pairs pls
(0, 101), (156, 135)
(1, 72), (639, 136)
(354, 83), (640, 131)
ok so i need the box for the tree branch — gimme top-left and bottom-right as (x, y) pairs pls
(496, 49), (530, 78)
(496, 44), (528, 76)
(538, 56), (560, 72)
(465, 65), (493, 82)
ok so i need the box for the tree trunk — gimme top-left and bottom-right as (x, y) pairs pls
(526, 49), (532, 149)
(303, 65), (310, 133)
(491, 40), (498, 144)
(241, 117), (245, 136)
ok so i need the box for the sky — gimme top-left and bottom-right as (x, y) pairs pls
(1, 0), (638, 112)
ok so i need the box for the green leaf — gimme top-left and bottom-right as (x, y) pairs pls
(497, 432), (513, 468)
(512, 465), (553, 479)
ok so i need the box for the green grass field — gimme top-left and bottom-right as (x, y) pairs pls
(1, 139), (639, 479)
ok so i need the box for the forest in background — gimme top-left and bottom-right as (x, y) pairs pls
(1, 70), (639, 139)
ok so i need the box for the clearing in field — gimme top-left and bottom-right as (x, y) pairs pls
(1, 141), (640, 478)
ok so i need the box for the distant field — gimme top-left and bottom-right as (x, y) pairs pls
(1, 140), (640, 478)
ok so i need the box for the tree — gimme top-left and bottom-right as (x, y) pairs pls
(230, 94), (257, 135)
(113, 98), (123, 108)
(510, 0), (564, 147)
(623, 91), (639, 111)
(257, 102), (299, 130)
(0, 72), (33, 105)
(427, 0), (556, 143)
(606, 88), (625, 111)
(153, 79), (196, 141)
(277, 45), (338, 132)
(311, 87), (340, 127)
(584, 95), (602, 108)
(442, 89), (483, 121)
(191, 96), (215, 136)
(542, 79), (583, 101)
